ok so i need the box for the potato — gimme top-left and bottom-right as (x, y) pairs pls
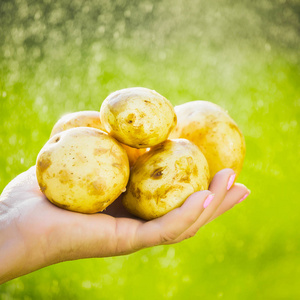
(122, 139), (210, 220)
(169, 101), (246, 181)
(50, 110), (145, 167)
(50, 111), (105, 137)
(100, 87), (177, 148)
(121, 143), (146, 167)
(36, 127), (130, 213)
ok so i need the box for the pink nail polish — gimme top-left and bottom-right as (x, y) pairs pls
(227, 174), (236, 190)
(238, 193), (249, 203)
(203, 194), (214, 208)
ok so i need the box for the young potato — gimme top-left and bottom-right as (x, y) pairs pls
(122, 139), (210, 220)
(36, 127), (130, 213)
(121, 144), (146, 167)
(169, 101), (246, 181)
(50, 110), (145, 167)
(100, 87), (177, 148)
(50, 111), (106, 137)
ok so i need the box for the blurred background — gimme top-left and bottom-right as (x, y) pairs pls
(0, 0), (299, 299)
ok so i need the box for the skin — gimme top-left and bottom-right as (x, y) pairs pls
(100, 87), (177, 148)
(0, 167), (250, 284)
(50, 110), (145, 167)
(123, 139), (210, 220)
(37, 127), (130, 213)
(169, 101), (246, 181)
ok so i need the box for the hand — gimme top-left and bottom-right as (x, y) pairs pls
(0, 166), (249, 284)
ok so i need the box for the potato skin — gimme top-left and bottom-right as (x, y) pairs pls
(36, 127), (130, 213)
(169, 101), (246, 181)
(122, 139), (210, 220)
(50, 110), (145, 167)
(100, 87), (177, 148)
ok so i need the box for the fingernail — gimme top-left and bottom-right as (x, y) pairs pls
(227, 174), (236, 190)
(203, 194), (215, 208)
(238, 192), (249, 203)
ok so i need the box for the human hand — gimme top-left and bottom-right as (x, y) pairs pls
(0, 166), (249, 284)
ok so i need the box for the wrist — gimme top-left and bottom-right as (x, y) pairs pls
(0, 205), (27, 284)
(0, 201), (61, 284)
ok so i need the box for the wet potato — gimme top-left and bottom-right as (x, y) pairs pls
(100, 87), (177, 148)
(50, 110), (145, 167)
(36, 127), (130, 213)
(122, 139), (210, 220)
(169, 101), (246, 181)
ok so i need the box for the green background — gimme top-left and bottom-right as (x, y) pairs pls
(0, 0), (299, 299)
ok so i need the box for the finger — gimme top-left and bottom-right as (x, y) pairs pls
(193, 168), (235, 224)
(134, 190), (213, 249)
(166, 169), (236, 244)
(205, 183), (250, 224)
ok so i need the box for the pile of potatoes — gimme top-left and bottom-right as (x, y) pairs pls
(36, 87), (245, 220)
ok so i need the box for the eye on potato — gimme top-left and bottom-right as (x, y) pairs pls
(50, 110), (145, 167)
(169, 101), (246, 181)
(100, 87), (177, 148)
(36, 127), (130, 213)
(122, 139), (210, 220)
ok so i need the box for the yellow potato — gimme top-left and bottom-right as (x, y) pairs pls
(169, 101), (246, 181)
(122, 139), (210, 220)
(36, 127), (130, 213)
(50, 111), (105, 137)
(100, 87), (177, 148)
(121, 144), (146, 167)
(50, 110), (145, 167)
